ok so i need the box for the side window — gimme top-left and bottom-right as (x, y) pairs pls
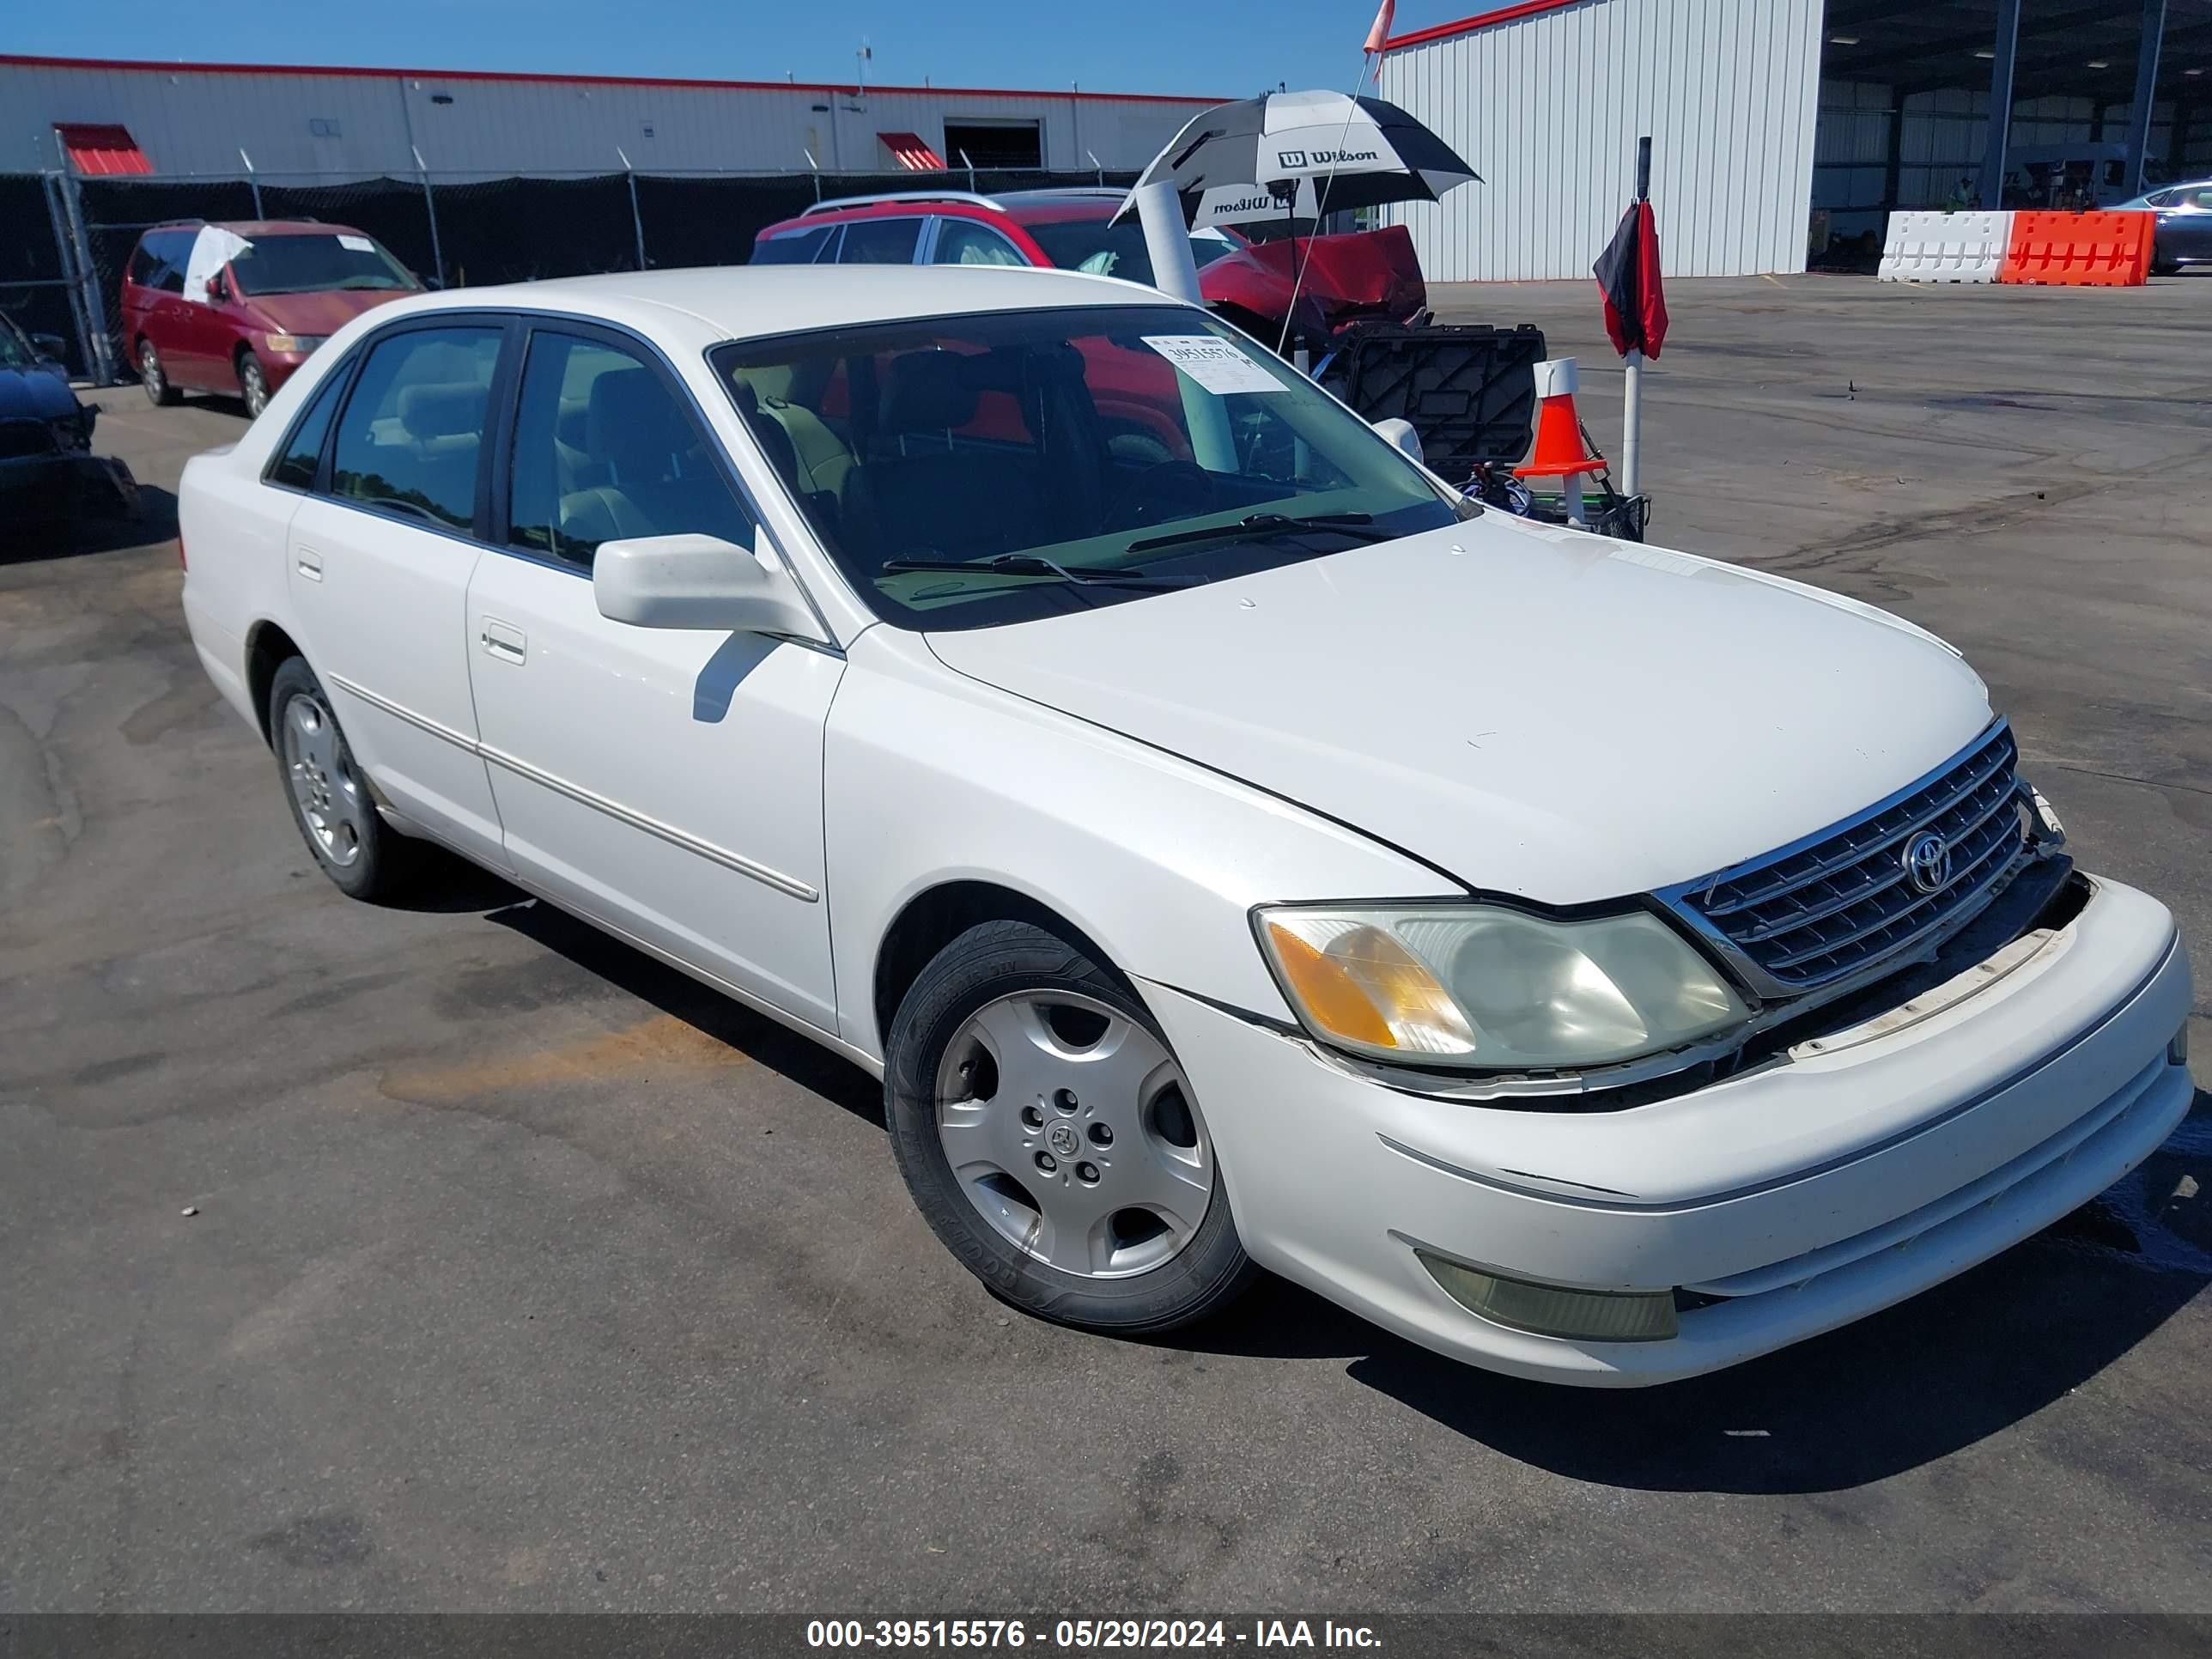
(929, 221), (1028, 267)
(836, 216), (922, 264)
(751, 225), (833, 265)
(507, 329), (754, 568)
(327, 325), (501, 532)
(265, 361), (351, 489)
(151, 231), (189, 295)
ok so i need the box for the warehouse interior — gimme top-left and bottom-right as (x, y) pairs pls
(1814, 0), (2212, 252)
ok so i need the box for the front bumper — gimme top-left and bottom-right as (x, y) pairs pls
(1145, 873), (2192, 1387)
(0, 453), (140, 525)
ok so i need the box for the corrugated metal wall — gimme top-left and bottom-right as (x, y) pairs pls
(0, 58), (1212, 179)
(1376, 0), (1824, 281)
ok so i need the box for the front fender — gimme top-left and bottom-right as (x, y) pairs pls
(823, 627), (1455, 1060)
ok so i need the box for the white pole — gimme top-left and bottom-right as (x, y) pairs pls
(1133, 177), (1204, 304)
(1620, 348), (1643, 498)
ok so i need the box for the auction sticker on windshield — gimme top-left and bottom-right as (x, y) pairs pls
(1142, 336), (1285, 394)
(338, 234), (376, 252)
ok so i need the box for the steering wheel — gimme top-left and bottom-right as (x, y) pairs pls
(1105, 458), (1214, 529)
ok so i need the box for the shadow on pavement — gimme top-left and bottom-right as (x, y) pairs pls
(484, 892), (886, 1127)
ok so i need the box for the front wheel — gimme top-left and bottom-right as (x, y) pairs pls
(884, 921), (1257, 1334)
(238, 353), (270, 419)
(266, 657), (416, 900)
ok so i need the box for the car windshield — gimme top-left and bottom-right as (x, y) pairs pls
(0, 319), (33, 368)
(1024, 219), (1239, 285)
(713, 303), (1468, 631)
(229, 233), (418, 296)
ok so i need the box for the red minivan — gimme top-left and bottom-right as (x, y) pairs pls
(123, 221), (422, 418)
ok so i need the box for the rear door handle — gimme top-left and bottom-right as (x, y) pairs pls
(295, 546), (323, 581)
(480, 618), (527, 665)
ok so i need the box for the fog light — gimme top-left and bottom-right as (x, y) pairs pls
(1417, 1250), (1678, 1343)
(2172, 1023), (2191, 1068)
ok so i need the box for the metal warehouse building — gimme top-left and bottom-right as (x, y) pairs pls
(0, 53), (1217, 180)
(1378, 0), (2212, 281)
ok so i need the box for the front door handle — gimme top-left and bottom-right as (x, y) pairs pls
(480, 618), (527, 665)
(295, 546), (323, 581)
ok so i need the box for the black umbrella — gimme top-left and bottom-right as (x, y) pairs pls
(1113, 89), (1480, 232)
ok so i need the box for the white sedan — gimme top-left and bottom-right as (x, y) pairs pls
(177, 266), (2193, 1386)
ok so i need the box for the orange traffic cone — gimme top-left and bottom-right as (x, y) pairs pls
(1516, 357), (1607, 479)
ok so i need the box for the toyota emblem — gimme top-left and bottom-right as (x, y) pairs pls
(1902, 831), (1952, 896)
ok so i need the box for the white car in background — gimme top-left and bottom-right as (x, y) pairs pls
(176, 266), (2193, 1386)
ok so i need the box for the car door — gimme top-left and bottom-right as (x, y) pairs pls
(465, 320), (842, 1029)
(143, 231), (201, 384)
(2170, 188), (2212, 260)
(283, 316), (510, 868)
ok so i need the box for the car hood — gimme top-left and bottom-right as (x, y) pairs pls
(0, 363), (82, 422)
(1201, 225), (1427, 333)
(924, 519), (1995, 903)
(246, 288), (414, 335)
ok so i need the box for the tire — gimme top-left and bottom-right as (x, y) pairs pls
(139, 338), (180, 407)
(265, 657), (416, 901)
(885, 920), (1258, 1334)
(238, 353), (271, 419)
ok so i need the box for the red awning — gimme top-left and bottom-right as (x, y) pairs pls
(56, 122), (152, 175)
(878, 131), (945, 171)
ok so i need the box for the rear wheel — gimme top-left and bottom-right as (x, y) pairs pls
(266, 657), (416, 901)
(139, 338), (180, 406)
(884, 921), (1256, 1334)
(238, 353), (271, 419)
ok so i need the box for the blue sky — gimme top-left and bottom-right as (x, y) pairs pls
(9, 0), (1474, 100)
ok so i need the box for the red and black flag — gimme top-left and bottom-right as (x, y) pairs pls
(1594, 198), (1668, 359)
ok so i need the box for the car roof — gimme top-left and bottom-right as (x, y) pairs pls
(382, 264), (1186, 343)
(145, 220), (372, 237)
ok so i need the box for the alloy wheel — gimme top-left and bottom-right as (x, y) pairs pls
(281, 693), (369, 868)
(934, 991), (1212, 1279)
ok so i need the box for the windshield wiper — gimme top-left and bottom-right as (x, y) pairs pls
(878, 552), (1195, 588)
(1121, 511), (1396, 556)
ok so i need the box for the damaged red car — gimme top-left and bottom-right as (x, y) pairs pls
(750, 187), (1426, 343)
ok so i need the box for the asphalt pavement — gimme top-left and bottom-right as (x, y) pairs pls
(2, 272), (2207, 1614)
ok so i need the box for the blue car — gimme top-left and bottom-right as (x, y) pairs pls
(2118, 178), (2212, 274)
(0, 313), (138, 533)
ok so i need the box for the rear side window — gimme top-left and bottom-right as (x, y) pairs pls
(836, 216), (922, 264)
(328, 325), (501, 532)
(507, 329), (754, 568)
(266, 362), (350, 489)
(131, 230), (189, 294)
(752, 225), (834, 265)
(930, 220), (1028, 267)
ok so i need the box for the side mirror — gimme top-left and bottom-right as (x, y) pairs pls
(30, 333), (67, 362)
(1372, 416), (1423, 465)
(205, 273), (228, 301)
(593, 532), (824, 641)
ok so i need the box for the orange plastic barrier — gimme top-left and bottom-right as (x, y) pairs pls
(1998, 210), (2155, 287)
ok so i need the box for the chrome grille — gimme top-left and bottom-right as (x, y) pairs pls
(1673, 724), (2031, 991)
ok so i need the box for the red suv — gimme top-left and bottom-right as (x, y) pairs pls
(750, 188), (1426, 344)
(123, 221), (422, 418)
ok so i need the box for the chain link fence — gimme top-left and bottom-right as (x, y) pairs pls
(3, 165), (1138, 383)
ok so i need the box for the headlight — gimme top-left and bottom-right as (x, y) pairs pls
(1255, 903), (1750, 1071)
(264, 333), (329, 355)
